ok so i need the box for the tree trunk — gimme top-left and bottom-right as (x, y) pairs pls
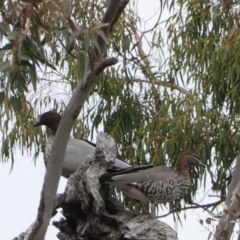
(14, 1), (130, 239)
(214, 155), (240, 240)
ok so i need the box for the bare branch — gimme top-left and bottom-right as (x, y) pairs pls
(127, 10), (195, 101)
(157, 200), (222, 219)
(111, 0), (130, 32)
(95, 0), (130, 59)
(141, 0), (163, 36)
(128, 78), (192, 95)
(94, 57), (118, 75)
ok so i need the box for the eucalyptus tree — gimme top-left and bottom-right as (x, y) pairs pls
(1, 0), (240, 239)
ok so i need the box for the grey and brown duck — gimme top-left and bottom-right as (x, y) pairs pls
(100, 151), (205, 218)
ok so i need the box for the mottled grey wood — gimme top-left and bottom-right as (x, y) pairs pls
(124, 214), (178, 240)
(51, 132), (178, 240)
(214, 155), (240, 240)
(64, 132), (116, 214)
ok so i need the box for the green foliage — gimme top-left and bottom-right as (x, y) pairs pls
(1, 0), (240, 217)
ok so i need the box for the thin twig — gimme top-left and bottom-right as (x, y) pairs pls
(127, 78), (192, 95)
(157, 200), (222, 218)
(141, 0), (163, 36)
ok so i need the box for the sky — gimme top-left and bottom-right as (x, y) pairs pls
(0, 0), (237, 239)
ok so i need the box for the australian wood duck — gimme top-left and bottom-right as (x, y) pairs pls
(100, 151), (205, 218)
(34, 111), (131, 177)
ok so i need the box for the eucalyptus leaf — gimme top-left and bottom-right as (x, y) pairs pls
(19, 53), (32, 61)
(7, 31), (18, 40)
(0, 61), (10, 72)
(10, 96), (22, 113)
(29, 65), (37, 91)
(95, 23), (109, 29)
(0, 90), (4, 106)
(96, 29), (109, 44)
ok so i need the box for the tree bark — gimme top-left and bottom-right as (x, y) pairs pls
(52, 133), (178, 240)
(213, 155), (240, 240)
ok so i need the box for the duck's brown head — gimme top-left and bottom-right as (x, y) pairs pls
(175, 151), (205, 172)
(34, 111), (61, 135)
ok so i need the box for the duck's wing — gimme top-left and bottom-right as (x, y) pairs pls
(62, 139), (95, 176)
(62, 138), (131, 177)
(80, 138), (131, 170)
(100, 165), (177, 184)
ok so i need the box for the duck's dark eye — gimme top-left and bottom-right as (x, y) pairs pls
(191, 153), (200, 160)
(42, 112), (49, 118)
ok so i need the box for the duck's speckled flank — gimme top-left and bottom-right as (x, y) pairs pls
(136, 176), (190, 204)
